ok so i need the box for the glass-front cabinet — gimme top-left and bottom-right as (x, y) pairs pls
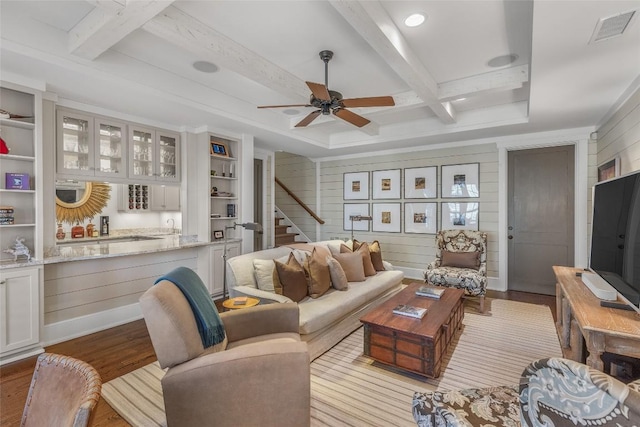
(56, 109), (126, 180)
(129, 127), (180, 183)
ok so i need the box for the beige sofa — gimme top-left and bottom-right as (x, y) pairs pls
(226, 240), (404, 359)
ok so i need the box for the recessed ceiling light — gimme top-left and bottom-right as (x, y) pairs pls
(404, 13), (426, 27)
(454, 97), (467, 102)
(487, 54), (519, 68)
(283, 109), (300, 116)
(192, 61), (218, 73)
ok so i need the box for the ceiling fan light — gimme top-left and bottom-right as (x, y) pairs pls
(405, 13), (426, 27)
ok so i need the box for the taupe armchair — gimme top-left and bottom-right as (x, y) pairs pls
(21, 353), (102, 427)
(140, 279), (310, 427)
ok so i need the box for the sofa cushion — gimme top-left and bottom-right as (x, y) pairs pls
(333, 252), (365, 282)
(304, 248), (331, 298)
(441, 250), (480, 269)
(227, 246), (293, 290)
(342, 243), (376, 276)
(354, 240), (384, 273)
(253, 259), (276, 292)
(326, 256), (348, 291)
(274, 253), (308, 302)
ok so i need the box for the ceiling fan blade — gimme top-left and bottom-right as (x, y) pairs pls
(295, 110), (322, 127)
(333, 108), (370, 128)
(341, 96), (395, 108)
(306, 81), (331, 102)
(257, 104), (311, 109)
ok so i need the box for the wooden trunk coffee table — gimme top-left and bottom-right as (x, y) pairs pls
(360, 283), (465, 378)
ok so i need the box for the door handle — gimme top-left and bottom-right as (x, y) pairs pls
(508, 235), (514, 240)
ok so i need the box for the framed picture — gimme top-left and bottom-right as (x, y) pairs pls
(597, 157), (620, 182)
(210, 140), (230, 157)
(372, 169), (401, 199)
(441, 163), (479, 198)
(343, 203), (370, 232)
(404, 202), (437, 234)
(441, 202), (479, 231)
(213, 229), (224, 240)
(372, 203), (401, 233)
(344, 171), (369, 200)
(404, 166), (437, 198)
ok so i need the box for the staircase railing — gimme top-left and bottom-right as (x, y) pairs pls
(275, 176), (325, 224)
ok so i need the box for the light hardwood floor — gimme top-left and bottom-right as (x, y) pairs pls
(0, 288), (555, 426)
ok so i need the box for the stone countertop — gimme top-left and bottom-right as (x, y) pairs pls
(43, 234), (213, 264)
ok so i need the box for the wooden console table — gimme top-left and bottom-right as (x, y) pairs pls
(554, 265), (640, 372)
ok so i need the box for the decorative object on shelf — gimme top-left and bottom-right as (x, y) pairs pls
(348, 214), (372, 241)
(56, 223), (66, 240)
(404, 166), (437, 199)
(5, 173), (30, 190)
(343, 203), (370, 235)
(0, 206), (14, 225)
(222, 222), (263, 299)
(343, 171), (369, 200)
(372, 203), (401, 232)
(55, 181), (111, 224)
(441, 202), (480, 231)
(86, 220), (96, 237)
(210, 140), (229, 157)
(0, 108), (33, 120)
(100, 216), (109, 236)
(226, 203), (236, 217)
(0, 135), (9, 154)
(213, 230), (224, 240)
(404, 202), (438, 234)
(3, 237), (31, 261)
(441, 163), (480, 198)
(210, 170), (217, 176)
(71, 222), (85, 239)
(372, 169), (401, 199)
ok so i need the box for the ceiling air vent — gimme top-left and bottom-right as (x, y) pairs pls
(589, 10), (636, 43)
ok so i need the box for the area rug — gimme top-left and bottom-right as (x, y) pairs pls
(102, 299), (562, 427)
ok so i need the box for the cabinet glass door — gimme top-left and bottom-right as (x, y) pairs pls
(130, 128), (154, 179)
(58, 112), (94, 176)
(95, 120), (125, 178)
(158, 133), (179, 181)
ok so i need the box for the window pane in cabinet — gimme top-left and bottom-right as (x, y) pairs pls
(132, 130), (153, 177)
(159, 135), (177, 178)
(97, 123), (123, 174)
(62, 116), (90, 171)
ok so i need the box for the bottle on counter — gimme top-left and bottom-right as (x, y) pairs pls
(86, 221), (95, 237)
(56, 223), (66, 240)
(100, 216), (109, 236)
(71, 222), (85, 239)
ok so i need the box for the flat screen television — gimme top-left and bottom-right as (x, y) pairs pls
(588, 169), (640, 311)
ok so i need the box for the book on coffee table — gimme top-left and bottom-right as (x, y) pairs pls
(416, 286), (445, 299)
(233, 296), (248, 305)
(392, 304), (427, 319)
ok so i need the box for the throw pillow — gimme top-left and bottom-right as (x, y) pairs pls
(326, 256), (348, 290)
(354, 239), (385, 271)
(441, 250), (481, 270)
(304, 247), (332, 298)
(333, 252), (366, 282)
(274, 253), (308, 302)
(343, 242), (376, 276)
(253, 259), (277, 293)
(270, 254), (289, 295)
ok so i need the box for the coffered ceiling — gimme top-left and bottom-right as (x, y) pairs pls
(1, 1), (639, 158)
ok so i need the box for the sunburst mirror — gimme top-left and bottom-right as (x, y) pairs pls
(55, 181), (111, 224)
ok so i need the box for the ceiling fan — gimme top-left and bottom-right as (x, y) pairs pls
(258, 50), (395, 128)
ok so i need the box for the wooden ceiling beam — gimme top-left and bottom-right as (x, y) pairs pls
(438, 65), (529, 102)
(69, 1), (174, 60)
(329, 0), (456, 124)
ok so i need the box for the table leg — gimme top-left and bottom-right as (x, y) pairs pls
(586, 332), (605, 371)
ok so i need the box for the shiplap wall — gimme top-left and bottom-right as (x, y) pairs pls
(597, 86), (640, 174)
(275, 152), (318, 241)
(265, 154), (273, 247)
(318, 143), (499, 279)
(43, 249), (198, 325)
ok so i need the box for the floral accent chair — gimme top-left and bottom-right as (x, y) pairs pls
(425, 229), (488, 313)
(412, 357), (640, 427)
(520, 357), (640, 426)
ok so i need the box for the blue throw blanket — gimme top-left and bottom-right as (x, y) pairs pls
(155, 267), (225, 348)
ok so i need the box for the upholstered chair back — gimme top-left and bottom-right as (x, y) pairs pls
(434, 230), (487, 267)
(140, 280), (215, 369)
(21, 353), (102, 427)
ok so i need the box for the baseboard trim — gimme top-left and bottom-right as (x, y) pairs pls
(395, 266), (502, 291)
(0, 346), (44, 366)
(43, 303), (143, 346)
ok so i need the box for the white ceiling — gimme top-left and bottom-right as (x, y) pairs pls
(1, 0), (639, 159)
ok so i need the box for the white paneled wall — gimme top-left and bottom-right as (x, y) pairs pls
(318, 144), (499, 280)
(597, 87), (640, 175)
(275, 152), (318, 241)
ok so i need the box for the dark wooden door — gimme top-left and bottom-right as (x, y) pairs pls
(508, 146), (574, 295)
